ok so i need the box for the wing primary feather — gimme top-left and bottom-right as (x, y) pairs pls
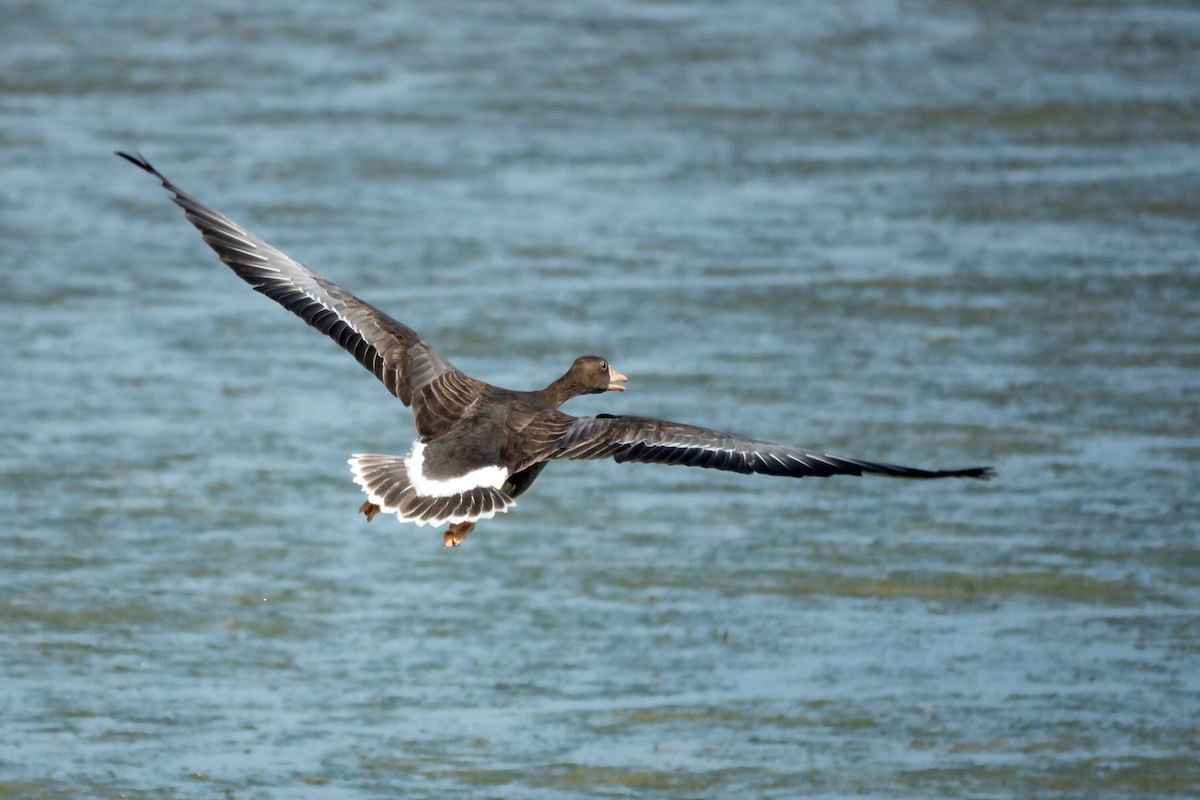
(550, 414), (991, 481)
(117, 151), (465, 413)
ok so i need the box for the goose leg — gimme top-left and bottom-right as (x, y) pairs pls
(359, 501), (381, 521)
(443, 521), (475, 548)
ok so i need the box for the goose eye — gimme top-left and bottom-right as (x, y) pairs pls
(600, 361), (608, 371)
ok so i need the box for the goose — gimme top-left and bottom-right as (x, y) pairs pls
(118, 152), (992, 548)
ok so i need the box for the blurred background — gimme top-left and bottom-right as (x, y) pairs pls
(2, 1), (1197, 797)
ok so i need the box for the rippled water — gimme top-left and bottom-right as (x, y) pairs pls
(2, 1), (1198, 797)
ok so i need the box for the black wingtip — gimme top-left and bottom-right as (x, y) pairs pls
(115, 150), (165, 180)
(960, 466), (995, 480)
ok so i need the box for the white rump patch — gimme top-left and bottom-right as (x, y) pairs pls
(404, 440), (509, 498)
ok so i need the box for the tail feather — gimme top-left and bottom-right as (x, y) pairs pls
(348, 454), (515, 526)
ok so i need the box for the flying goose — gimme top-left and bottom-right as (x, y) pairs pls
(118, 152), (992, 548)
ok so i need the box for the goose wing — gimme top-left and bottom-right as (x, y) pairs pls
(117, 151), (480, 419)
(544, 414), (994, 480)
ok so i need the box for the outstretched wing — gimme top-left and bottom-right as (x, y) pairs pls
(545, 414), (994, 480)
(117, 151), (475, 414)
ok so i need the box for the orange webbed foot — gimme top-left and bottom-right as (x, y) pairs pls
(443, 521), (476, 548)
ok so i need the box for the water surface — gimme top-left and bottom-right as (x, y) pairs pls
(2, 1), (1198, 797)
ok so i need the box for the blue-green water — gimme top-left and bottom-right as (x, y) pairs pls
(2, 1), (1198, 797)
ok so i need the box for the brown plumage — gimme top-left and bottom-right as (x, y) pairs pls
(118, 151), (992, 548)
